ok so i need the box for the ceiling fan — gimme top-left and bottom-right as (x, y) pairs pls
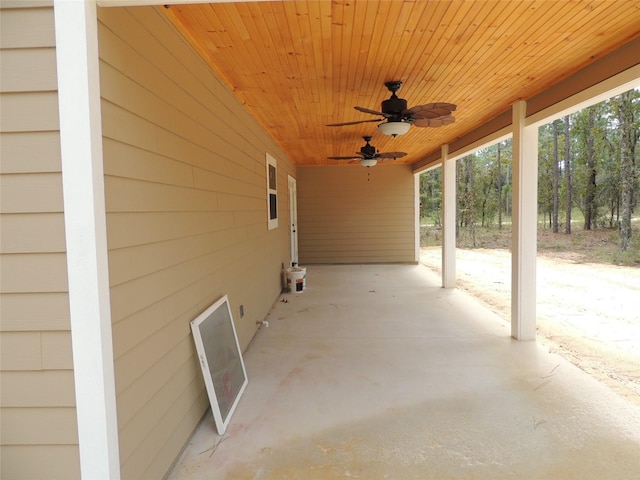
(326, 81), (456, 137)
(327, 136), (407, 167)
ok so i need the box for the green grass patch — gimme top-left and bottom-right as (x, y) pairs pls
(420, 220), (640, 266)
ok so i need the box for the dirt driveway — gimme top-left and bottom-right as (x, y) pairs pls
(420, 247), (640, 407)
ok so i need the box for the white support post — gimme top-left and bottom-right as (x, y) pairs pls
(414, 173), (420, 262)
(511, 101), (539, 340)
(54, 1), (121, 478)
(441, 144), (456, 288)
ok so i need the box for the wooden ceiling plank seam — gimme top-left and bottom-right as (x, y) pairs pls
(289, 0), (330, 154)
(302, 1), (329, 115)
(533, 1), (640, 78)
(422, 0), (494, 100)
(215, 6), (287, 139)
(235, 3), (293, 130)
(333, 0), (354, 122)
(398, 1), (456, 98)
(246, 2), (292, 95)
(314, 0), (335, 151)
(407, 0), (469, 105)
(374, 1), (420, 84)
(395, 0), (430, 85)
(386, 1), (458, 158)
(344, 0), (370, 118)
(339, 1), (396, 160)
(396, 1), (453, 102)
(448, 1), (583, 110)
(476, 1), (627, 105)
(283, 0), (316, 140)
(428, 12), (524, 113)
(447, 0), (537, 102)
(262, 3), (303, 93)
(201, 4), (257, 91)
(330, 1), (359, 151)
(379, 0), (418, 85)
(239, 3), (300, 131)
(360, 0), (397, 105)
(317, 0), (334, 120)
(223, 2), (302, 149)
(164, 7), (231, 86)
(410, 0), (457, 91)
(404, 1), (495, 108)
(387, 9), (482, 156)
(166, 5), (267, 131)
(352, 0), (378, 112)
(353, 0), (407, 155)
(483, 0), (588, 78)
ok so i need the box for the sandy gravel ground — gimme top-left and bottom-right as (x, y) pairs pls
(420, 247), (640, 407)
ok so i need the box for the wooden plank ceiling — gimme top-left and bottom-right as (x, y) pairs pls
(161, 0), (640, 167)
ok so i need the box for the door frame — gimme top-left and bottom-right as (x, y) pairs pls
(288, 175), (298, 265)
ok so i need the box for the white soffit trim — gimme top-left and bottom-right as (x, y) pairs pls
(54, 0), (120, 478)
(447, 126), (512, 163)
(527, 63), (640, 127)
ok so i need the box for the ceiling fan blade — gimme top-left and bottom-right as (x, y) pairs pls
(376, 151), (408, 159)
(405, 103), (457, 119)
(327, 155), (363, 160)
(326, 119), (382, 127)
(413, 115), (456, 128)
(354, 106), (386, 116)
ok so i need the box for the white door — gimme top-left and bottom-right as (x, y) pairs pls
(288, 175), (298, 265)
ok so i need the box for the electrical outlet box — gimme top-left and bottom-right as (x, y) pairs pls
(239, 305), (244, 317)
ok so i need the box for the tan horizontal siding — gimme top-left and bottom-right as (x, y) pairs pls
(0, 47), (57, 92)
(0, 252), (68, 292)
(0, 331), (69, 370)
(0, 91), (59, 132)
(0, 445), (79, 480)
(105, 175), (219, 213)
(0, 172), (64, 213)
(137, 388), (207, 480)
(0, 131), (61, 174)
(99, 6), (295, 478)
(106, 211), (236, 249)
(115, 337), (197, 429)
(0, 292), (70, 331)
(0, 212), (66, 253)
(1, 407), (78, 444)
(120, 385), (207, 480)
(102, 137), (194, 188)
(0, 4), (79, 479)
(108, 227), (246, 287)
(0, 370), (75, 407)
(297, 165), (416, 264)
(0, 6), (55, 49)
(117, 352), (198, 463)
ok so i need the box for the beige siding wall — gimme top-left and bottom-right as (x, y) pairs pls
(98, 6), (294, 479)
(297, 165), (416, 264)
(0, 3), (81, 480)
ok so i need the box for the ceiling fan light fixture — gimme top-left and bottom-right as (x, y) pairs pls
(377, 121), (411, 137)
(360, 159), (378, 167)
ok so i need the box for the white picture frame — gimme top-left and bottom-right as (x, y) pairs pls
(190, 295), (248, 435)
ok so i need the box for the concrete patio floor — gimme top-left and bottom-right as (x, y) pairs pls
(166, 264), (640, 479)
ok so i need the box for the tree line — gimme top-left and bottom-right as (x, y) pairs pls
(420, 88), (639, 252)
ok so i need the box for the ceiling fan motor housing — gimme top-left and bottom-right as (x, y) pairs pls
(381, 96), (408, 116)
(382, 80), (408, 117)
(360, 143), (377, 158)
